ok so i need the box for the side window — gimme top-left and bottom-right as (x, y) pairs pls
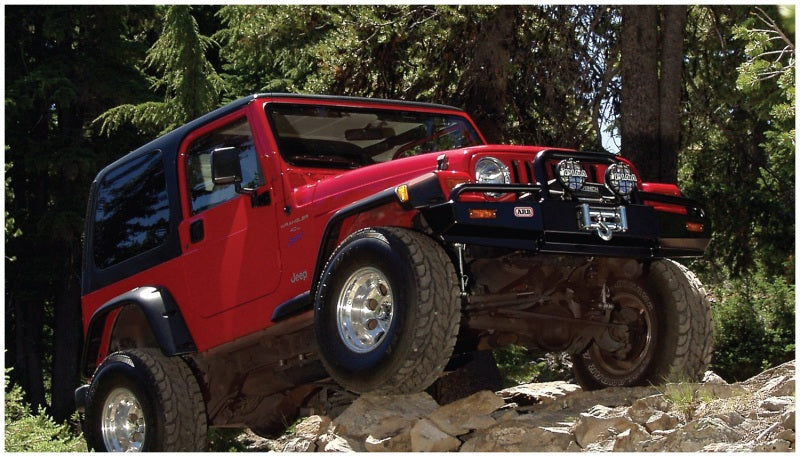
(186, 117), (264, 214)
(93, 150), (170, 269)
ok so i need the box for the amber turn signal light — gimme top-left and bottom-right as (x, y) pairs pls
(469, 209), (497, 219)
(686, 222), (704, 233)
(395, 184), (409, 203)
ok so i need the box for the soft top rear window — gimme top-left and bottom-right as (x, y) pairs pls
(266, 103), (482, 169)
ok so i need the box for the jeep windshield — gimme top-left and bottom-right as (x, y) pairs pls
(266, 103), (483, 169)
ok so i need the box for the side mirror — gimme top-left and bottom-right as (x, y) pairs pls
(210, 147), (242, 186)
(208, 146), (270, 208)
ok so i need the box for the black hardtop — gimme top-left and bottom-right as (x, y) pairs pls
(95, 93), (464, 182)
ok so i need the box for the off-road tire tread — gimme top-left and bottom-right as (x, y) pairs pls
(649, 259), (713, 382)
(572, 259), (712, 389)
(375, 227), (460, 394)
(90, 349), (207, 451)
(317, 227), (460, 394)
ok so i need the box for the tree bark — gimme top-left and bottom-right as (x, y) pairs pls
(621, 5), (687, 183)
(458, 6), (516, 143)
(658, 5), (687, 184)
(50, 223), (84, 422)
(621, 5), (660, 181)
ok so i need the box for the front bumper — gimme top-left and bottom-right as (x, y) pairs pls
(422, 184), (710, 259)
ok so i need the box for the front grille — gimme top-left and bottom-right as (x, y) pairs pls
(530, 150), (624, 203)
(509, 157), (610, 187)
(510, 159), (535, 184)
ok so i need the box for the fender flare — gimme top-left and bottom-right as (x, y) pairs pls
(81, 286), (196, 377)
(270, 187), (399, 323)
(272, 173), (446, 323)
(312, 173), (447, 293)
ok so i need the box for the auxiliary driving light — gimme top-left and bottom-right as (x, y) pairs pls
(605, 163), (637, 196)
(555, 159), (587, 192)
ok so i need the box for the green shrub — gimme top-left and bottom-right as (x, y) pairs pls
(494, 345), (573, 387)
(710, 272), (795, 382)
(4, 370), (86, 452)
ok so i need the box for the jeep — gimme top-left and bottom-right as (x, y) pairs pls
(75, 93), (712, 451)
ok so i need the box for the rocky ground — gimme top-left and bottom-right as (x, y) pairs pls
(235, 360), (795, 452)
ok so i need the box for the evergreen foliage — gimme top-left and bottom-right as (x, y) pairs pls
(5, 370), (86, 452)
(679, 6), (794, 279)
(95, 5), (224, 136)
(215, 5), (617, 147)
(5, 5), (158, 420)
(710, 274), (795, 382)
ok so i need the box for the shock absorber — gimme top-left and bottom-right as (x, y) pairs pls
(453, 243), (469, 297)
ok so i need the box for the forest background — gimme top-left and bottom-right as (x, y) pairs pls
(3, 4), (796, 445)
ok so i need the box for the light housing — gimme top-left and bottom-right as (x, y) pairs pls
(469, 208), (497, 219)
(474, 156), (510, 197)
(395, 184), (409, 203)
(605, 163), (637, 196)
(555, 159), (587, 192)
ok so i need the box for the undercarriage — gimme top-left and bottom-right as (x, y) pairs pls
(459, 247), (650, 358)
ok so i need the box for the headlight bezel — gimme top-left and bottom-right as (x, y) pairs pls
(474, 156), (511, 198)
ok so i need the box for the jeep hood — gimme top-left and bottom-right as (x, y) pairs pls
(292, 145), (563, 214)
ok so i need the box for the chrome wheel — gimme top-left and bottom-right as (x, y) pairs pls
(101, 387), (146, 452)
(336, 267), (394, 353)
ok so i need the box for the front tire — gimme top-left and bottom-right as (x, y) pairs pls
(572, 259), (713, 389)
(84, 349), (207, 451)
(314, 227), (460, 394)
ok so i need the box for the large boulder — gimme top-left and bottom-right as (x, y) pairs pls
(428, 390), (504, 436)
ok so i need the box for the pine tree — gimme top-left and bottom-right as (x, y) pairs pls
(95, 5), (223, 136)
(5, 5), (157, 421)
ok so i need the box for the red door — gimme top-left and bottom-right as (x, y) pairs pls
(177, 112), (280, 319)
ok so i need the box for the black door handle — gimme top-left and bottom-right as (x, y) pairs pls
(190, 220), (204, 243)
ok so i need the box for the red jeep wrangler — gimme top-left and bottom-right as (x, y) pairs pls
(75, 94), (712, 451)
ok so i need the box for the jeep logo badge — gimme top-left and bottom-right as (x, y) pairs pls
(514, 206), (534, 218)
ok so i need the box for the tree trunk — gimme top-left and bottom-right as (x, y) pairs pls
(621, 5), (660, 181)
(658, 5), (687, 184)
(14, 292), (47, 413)
(621, 5), (687, 183)
(458, 6), (516, 143)
(51, 241), (84, 422)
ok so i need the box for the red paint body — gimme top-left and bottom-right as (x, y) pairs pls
(81, 95), (696, 358)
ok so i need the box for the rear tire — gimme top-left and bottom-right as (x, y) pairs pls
(314, 227), (460, 394)
(572, 259), (712, 389)
(84, 349), (207, 451)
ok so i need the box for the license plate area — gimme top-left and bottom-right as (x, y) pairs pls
(577, 204), (628, 241)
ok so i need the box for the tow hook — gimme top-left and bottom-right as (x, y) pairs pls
(596, 221), (613, 241)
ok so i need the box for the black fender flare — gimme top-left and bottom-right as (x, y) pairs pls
(81, 286), (196, 377)
(311, 173), (446, 296)
(272, 173), (446, 322)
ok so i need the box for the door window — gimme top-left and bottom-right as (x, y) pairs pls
(185, 117), (264, 214)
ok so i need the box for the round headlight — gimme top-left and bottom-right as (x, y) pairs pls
(605, 163), (637, 196)
(475, 157), (511, 197)
(555, 159), (587, 192)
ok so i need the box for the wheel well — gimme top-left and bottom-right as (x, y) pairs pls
(108, 305), (159, 353)
(81, 286), (197, 377)
(312, 196), (425, 300)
